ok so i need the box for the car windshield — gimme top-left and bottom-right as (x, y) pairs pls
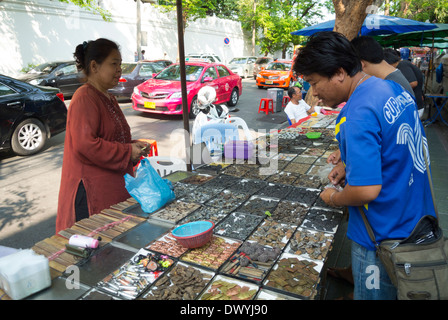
(256, 57), (272, 64)
(155, 64), (204, 81)
(229, 58), (248, 64)
(28, 62), (64, 74)
(121, 63), (137, 74)
(265, 62), (291, 71)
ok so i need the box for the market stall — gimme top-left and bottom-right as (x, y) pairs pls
(0, 113), (345, 301)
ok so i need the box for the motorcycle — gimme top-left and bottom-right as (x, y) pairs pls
(191, 86), (230, 144)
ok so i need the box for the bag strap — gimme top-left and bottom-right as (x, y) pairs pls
(359, 137), (438, 247)
(422, 139), (439, 220)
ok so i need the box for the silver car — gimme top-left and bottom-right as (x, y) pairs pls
(227, 56), (257, 78)
(253, 57), (274, 80)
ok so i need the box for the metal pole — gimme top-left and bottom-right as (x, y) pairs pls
(176, 0), (192, 171)
(137, 0), (142, 60)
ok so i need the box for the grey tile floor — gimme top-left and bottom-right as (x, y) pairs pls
(321, 120), (448, 300)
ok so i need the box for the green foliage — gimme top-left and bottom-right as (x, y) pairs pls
(385, 0), (448, 23)
(58, 0), (112, 21)
(20, 63), (38, 74)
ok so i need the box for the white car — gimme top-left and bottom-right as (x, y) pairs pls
(227, 56), (257, 78)
(185, 53), (222, 63)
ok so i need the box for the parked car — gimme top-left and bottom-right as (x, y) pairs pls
(108, 59), (172, 99)
(185, 53), (222, 63)
(132, 61), (242, 118)
(0, 74), (67, 156)
(256, 60), (293, 89)
(227, 56), (257, 78)
(16, 61), (83, 98)
(253, 56), (274, 79)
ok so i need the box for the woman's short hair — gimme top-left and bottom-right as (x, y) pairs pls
(74, 38), (120, 76)
(293, 31), (362, 78)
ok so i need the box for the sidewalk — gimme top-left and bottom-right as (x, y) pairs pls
(321, 120), (448, 300)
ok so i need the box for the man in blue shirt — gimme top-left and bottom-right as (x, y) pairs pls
(293, 31), (436, 300)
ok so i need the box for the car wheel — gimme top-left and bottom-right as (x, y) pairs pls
(11, 118), (47, 156)
(257, 85), (264, 89)
(189, 96), (200, 119)
(227, 88), (239, 106)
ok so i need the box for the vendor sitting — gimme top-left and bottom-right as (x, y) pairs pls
(284, 84), (315, 124)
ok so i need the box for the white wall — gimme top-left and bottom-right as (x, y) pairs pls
(0, 0), (256, 77)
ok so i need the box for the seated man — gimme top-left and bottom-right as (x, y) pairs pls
(284, 85), (316, 124)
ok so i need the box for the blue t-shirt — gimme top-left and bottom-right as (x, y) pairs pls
(335, 76), (436, 250)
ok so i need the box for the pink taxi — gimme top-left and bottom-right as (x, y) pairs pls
(131, 61), (242, 118)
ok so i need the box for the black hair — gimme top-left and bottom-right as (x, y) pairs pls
(383, 48), (401, 64)
(74, 38), (120, 76)
(351, 36), (384, 64)
(287, 86), (299, 99)
(293, 31), (362, 78)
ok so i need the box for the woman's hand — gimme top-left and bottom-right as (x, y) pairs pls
(131, 141), (149, 163)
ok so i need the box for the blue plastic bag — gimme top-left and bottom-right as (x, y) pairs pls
(124, 158), (175, 213)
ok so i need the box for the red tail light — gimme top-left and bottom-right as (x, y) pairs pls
(119, 78), (127, 82)
(56, 92), (64, 102)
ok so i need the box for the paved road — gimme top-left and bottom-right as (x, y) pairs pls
(0, 79), (288, 249)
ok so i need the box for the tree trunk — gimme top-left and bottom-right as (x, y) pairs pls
(304, 0), (374, 107)
(332, 0), (373, 40)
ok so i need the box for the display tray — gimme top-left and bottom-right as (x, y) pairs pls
(214, 212), (265, 241)
(113, 220), (173, 250)
(263, 252), (323, 300)
(121, 202), (150, 218)
(255, 288), (301, 300)
(271, 200), (309, 226)
(204, 189), (249, 211)
(254, 182), (295, 200)
(67, 243), (136, 287)
(284, 187), (320, 206)
(238, 195), (279, 216)
(95, 248), (174, 300)
(149, 201), (201, 225)
(220, 241), (282, 285)
(226, 178), (268, 195)
(172, 182), (198, 199)
(79, 287), (121, 300)
(265, 171), (300, 185)
(284, 227), (335, 262)
(178, 205), (232, 226)
(25, 276), (90, 300)
(180, 186), (224, 204)
(302, 207), (344, 233)
(146, 231), (189, 258)
(202, 174), (240, 189)
(247, 219), (296, 249)
(180, 235), (241, 272)
(163, 170), (196, 183)
(140, 261), (214, 300)
(198, 274), (259, 300)
(179, 173), (216, 185)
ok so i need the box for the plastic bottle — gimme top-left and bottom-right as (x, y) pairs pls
(69, 235), (99, 249)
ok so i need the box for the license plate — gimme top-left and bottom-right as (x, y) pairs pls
(144, 101), (156, 109)
(265, 80), (273, 84)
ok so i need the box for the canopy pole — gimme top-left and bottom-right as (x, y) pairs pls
(176, 0), (192, 171)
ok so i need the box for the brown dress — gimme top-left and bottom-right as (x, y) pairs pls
(56, 83), (133, 233)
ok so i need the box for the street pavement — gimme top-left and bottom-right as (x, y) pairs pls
(0, 78), (289, 249)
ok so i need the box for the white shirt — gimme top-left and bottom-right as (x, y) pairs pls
(284, 99), (311, 122)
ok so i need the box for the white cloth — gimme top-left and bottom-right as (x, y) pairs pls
(284, 99), (311, 122)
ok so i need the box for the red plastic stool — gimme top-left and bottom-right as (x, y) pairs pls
(282, 96), (290, 108)
(258, 98), (274, 115)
